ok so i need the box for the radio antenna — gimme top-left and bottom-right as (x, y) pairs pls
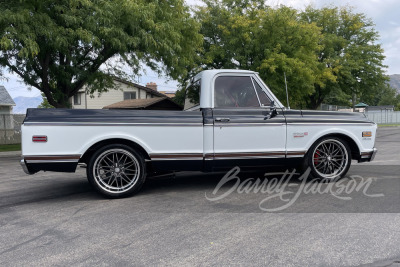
(284, 72), (290, 110)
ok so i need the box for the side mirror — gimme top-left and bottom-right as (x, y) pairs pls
(264, 100), (278, 120)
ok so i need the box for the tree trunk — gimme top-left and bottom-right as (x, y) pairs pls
(352, 92), (357, 112)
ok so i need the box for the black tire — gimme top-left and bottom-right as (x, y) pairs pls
(302, 137), (352, 180)
(87, 144), (146, 198)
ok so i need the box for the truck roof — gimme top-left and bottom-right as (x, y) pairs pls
(194, 69), (256, 81)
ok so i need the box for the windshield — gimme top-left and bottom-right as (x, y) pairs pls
(184, 79), (201, 110)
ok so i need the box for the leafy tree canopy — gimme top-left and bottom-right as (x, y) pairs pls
(178, 0), (389, 110)
(0, 0), (202, 107)
(191, 0), (333, 108)
(300, 6), (388, 109)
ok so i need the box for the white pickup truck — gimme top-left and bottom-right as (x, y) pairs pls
(20, 69), (377, 197)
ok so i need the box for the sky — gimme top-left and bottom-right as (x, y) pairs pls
(2, 0), (400, 99)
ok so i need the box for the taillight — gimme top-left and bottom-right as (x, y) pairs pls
(32, 136), (47, 142)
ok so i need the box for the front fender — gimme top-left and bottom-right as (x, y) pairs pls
(286, 124), (377, 155)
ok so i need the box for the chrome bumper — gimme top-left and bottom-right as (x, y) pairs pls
(370, 147), (378, 161)
(359, 148), (378, 162)
(20, 158), (32, 175)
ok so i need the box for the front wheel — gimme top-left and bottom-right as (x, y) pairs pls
(87, 144), (146, 198)
(303, 137), (351, 180)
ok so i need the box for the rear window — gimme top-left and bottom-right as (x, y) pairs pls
(184, 79), (201, 110)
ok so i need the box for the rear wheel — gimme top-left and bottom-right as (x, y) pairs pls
(303, 137), (351, 180)
(87, 144), (146, 198)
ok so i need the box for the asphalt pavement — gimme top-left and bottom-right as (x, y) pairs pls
(0, 127), (400, 266)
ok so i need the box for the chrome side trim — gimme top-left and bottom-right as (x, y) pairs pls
(24, 122), (203, 127)
(25, 159), (79, 163)
(149, 153), (203, 161)
(214, 123), (285, 127)
(149, 151), (306, 161)
(24, 121), (373, 127)
(286, 151), (307, 158)
(287, 122), (375, 126)
(23, 155), (81, 164)
(213, 151), (285, 160)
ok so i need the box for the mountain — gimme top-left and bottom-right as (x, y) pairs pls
(12, 96), (43, 114)
(389, 74), (400, 94)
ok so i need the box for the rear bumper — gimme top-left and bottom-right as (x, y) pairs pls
(358, 148), (378, 162)
(20, 159), (33, 174)
(20, 155), (80, 174)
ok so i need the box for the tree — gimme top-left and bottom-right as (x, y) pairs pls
(37, 93), (54, 109)
(0, 0), (202, 108)
(192, 0), (335, 108)
(300, 6), (388, 109)
(365, 83), (399, 108)
(173, 87), (186, 107)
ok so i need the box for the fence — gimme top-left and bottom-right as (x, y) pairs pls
(0, 114), (25, 145)
(365, 111), (400, 125)
(320, 104), (351, 111)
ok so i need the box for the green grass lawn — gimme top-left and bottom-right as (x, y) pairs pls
(378, 124), (400, 127)
(0, 144), (21, 152)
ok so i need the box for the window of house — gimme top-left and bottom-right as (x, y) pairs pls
(74, 93), (81, 105)
(214, 76), (260, 108)
(252, 78), (271, 107)
(124, 92), (137, 100)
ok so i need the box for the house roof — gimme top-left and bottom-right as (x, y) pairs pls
(77, 77), (169, 98)
(103, 97), (182, 109)
(112, 77), (166, 98)
(0, 86), (16, 106)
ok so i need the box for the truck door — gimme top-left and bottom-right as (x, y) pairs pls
(211, 75), (287, 169)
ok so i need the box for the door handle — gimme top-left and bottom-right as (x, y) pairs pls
(215, 117), (230, 122)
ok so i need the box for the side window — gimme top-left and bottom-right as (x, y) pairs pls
(214, 76), (260, 108)
(252, 78), (271, 106)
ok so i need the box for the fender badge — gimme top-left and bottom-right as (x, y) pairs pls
(293, 132), (308, 138)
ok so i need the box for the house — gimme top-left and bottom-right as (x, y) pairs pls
(0, 86), (16, 133)
(103, 97), (182, 110)
(158, 91), (176, 98)
(145, 82), (175, 98)
(0, 86), (16, 115)
(70, 78), (167, 109)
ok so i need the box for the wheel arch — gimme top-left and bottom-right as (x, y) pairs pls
(307, 133), (360, 160)
(80, 138), (151, 164)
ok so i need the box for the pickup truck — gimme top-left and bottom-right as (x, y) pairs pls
(20, 69), (377, 197)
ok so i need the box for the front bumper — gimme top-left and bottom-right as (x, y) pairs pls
(358, 148), (378, 162)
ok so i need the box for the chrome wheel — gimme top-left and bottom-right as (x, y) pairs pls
(92, 148), (140, 194)
(312, 139), (349, 179)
